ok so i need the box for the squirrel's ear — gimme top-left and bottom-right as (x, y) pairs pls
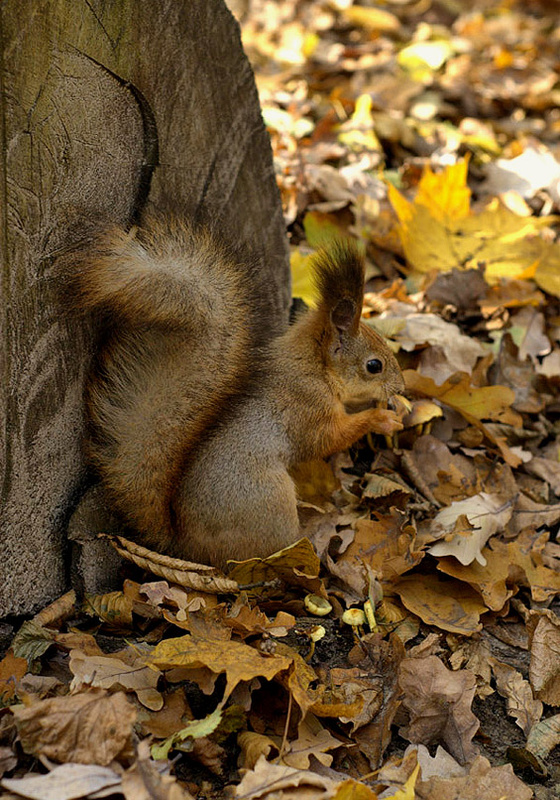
(331, 298), (359, 332)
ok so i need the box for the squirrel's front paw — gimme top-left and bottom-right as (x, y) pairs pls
(366, 408), (404, 436)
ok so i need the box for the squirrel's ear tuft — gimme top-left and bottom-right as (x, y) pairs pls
(313, 239), (365, 333)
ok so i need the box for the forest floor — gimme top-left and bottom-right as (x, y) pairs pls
(2, 0), (560, 798)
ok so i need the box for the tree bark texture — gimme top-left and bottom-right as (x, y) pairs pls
(0, 0), (290, 616)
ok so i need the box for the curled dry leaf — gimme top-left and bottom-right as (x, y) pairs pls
(12, 688), (136, 765)
(525, 714), (560, 764)
(102, 534), (239, 593)
(31, 590), (77, 629)
(398, 655), (479, 765)
(449, 638), (493, 699)
(362, 472), (410, 499)
(139, 688), (191, 740)
(83, 591), (134, 628)
(226, 596), (295, 638)
(311, 667), (379, 731)
(428, 492), (513, 566)
(491, 659), (543, 735)
(500, 528), (560, 602)
(227, 537), (324, 596)
(527, 609), (560, 706)
(274, 642), (324, 717)
(238, 731), (279, 770)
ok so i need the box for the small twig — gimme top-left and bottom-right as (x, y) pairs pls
(277, 691), (293, 764)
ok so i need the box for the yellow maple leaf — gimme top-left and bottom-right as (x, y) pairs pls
(534, 246), (560, 298)
(416, 159), (471, 221)
(290, 249), (317, 306)
(388, 160), (470, 229)
(388, 160), (560, 295)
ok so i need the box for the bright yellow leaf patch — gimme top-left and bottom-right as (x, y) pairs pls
(388, 160), (560, 296)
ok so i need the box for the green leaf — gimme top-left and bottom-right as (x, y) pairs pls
(151, 707), (223, 760)
(12, 621), (54, 664)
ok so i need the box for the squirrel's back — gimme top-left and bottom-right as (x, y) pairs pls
(63, 216), (273, 550)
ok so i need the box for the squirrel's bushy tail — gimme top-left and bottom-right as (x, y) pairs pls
(62, 217), (268, 546)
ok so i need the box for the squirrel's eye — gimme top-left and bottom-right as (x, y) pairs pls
(366, 358), (383, 374)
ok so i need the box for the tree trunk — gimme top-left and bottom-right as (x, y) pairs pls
(0, 0), (290, 616)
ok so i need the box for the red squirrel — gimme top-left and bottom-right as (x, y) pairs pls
(65, 217), (404, 568)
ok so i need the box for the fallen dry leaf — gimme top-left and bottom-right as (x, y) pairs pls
(148, 634), (293, 702)
(491, 659), (543, 735)
(499, 528), (560, 602)
(122, 739), (195, 800)
(139, 687), (191, 740)
(393, 573), (487, 635)
(415, 754), (532, 800)
(227, 538), (324, 596)
(311, 667), (377, 730)
(428, 492), (512, 566)
(70, 647), (163, 710)
(527, 609), (560, 706)
(333, 512), (422, 587)
(436, 548), (513, 612)
(238, 730), (279, 770)
(398, 655), (479, 764)
(388, 159), (560, 294)
(274, 642), (324, 717)
(281, 715), (340, 769)
(1, 762), (122, 800)
(394, 312), (487, 383)
(449, 638), (493, 699)
(403, 370), (522, 466)
(525, 714), (560, 764)
(234, 754), (337, 799)
(351, 634), (405, 770)
(83, 590), (134, 629)
(225, 595), (295, 639)
(12, 688), (136, 765)
(0, 650), (28, 705)
(0, 747), (17, 780)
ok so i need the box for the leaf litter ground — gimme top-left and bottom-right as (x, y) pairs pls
(2, 0), (560, 798)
